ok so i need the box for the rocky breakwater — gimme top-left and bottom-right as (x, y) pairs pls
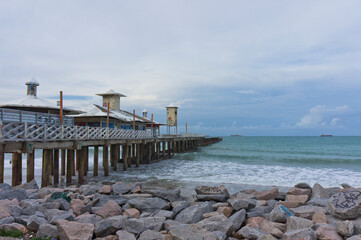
(1, 181), (361, 239)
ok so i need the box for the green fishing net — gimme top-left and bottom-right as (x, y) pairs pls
(50, 191), (71, 203)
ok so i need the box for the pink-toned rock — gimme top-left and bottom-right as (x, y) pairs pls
(0, 199), (20, 218)
(37, 187), (64, 198)
(69, 199), (86, 216)
(316, 224), (342, 240)
(203, 211), (222, 218)
(217, 207), (233, 217)
(123, 208), (140, 218)
(312, 212), (328, 224)
(255, 188), (279, 200)
(132, 185), (142, 193)
(286, 194), (308, 203)
(257, 200), (268, 206)
(95, 200), (122, 218)
(279, 201), (303, 208)
(260, 220), (285, 239)
(98, 185), (112, 195)
(57, 219), (94, 240)
(287, 187), (311, 197)
(245, 217), (265, 228)
(0, 223), (27, 233)
(94, 236), (118, 240)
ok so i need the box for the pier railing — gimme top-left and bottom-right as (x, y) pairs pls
(0, 121), (153, 142)
(0, 108), (73, 126)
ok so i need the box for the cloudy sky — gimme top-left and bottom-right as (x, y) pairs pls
(1, 1), (361, 136)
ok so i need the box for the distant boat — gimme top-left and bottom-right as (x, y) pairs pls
(320, 134), (333, 137)
(230, 134), (243, 137)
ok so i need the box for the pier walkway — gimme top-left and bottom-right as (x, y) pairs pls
(0, 116), (221, 188)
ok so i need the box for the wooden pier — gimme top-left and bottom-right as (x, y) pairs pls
(0, 120), (220, 187)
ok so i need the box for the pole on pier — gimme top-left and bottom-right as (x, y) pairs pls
(61, 149), (66, 176)
(133, 110), (135, 131)
(66, 149), (74, 184)
(106, 102), (110, 128)
(26, 152), (34, 183)
(0, 152), (4, 183)
(60, 91), (63, 126)
(103, 145), (109, 176)
(93, 146), (98, 176)
(151, 114), (153, 136)
(122, 144), (127, 171)
(53, 149), (59, 185)
(186, 122), (187, 136)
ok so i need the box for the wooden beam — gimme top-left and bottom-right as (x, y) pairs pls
(84, 146), (88, 176)
(103, 145), (109, 176)
(93, 146), (98, 177)
(61, 149), (66, 176)
(0, 152), (4, 183)
(41, 150), (52, 187)
(77, 148), (84, 185)
(26, 152), (34, 183)
(66, 149), (74, 184)
(128, 144), (131, 167)
(12, 153), (21, 186)
(136, 144), (140, 167)
(111, 145), (117, 171)
(53, 149), (59, 185)
(122, 144), (127, 171)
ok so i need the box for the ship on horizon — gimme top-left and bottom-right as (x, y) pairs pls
(320, 133), (333, 137)
(230, 134), (243, 137)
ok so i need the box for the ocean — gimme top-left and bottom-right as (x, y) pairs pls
(3, 136), (361, 194)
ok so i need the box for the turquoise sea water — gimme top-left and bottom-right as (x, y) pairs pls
(3, 136), (361, 190)
(114, 136), (361, 189)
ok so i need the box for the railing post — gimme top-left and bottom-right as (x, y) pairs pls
(75, 126), (78, 140)
(24, 122), (28, 140)
(87, 126), (89, 140)
(1, 108), (4, 121)
(44, 124), (47, 140)
(106, 127), (109, 139)
(0, 121), (2, 140)
(20, 111), (22, 122)
(61, 126), (64, 140)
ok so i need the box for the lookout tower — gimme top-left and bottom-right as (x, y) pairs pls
(25, 77), (39, 97)
(96, 89), (126, 111)
(142, 109), (148, 118)
(166, 104), (178, 135)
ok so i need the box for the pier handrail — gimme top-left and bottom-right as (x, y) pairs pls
(0, 108), (73, 126)
(0, 121), (153, 142)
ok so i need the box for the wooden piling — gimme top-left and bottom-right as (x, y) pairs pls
(61, 149), (66, 176)
(41, 150), (52, 188)
(77, 148), (85, 185)
(12, 153), (22, 186)
(0, 152), (4, 183)
(162, 141), (166, 157)
(128, 144), (131, 167)
(122, 144), (127, 171)
(103, 145), (109, 176)
(147, 143), (152, 164)
(168, 141), (171, 157)
(93, 146), (98, 176)
(132, 144), (135, 164)
(156, 142), (160, 159)
(26, 152), (34, 183)
(53, 149), (59, 185)
(136, 144), (140, 167)
(66, 149), (74, 184)
(84, 146), (88, 176)
(110, 145), (117, 171)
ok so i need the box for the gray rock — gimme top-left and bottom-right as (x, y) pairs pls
(20, 199), (45, 215)
(0, 188), (27, 201)
(228, 198), (249, 211)
(235, 227), (266, 240)
(49, 210), (75, 224)
(196, 194), (227, 202)
(126, 216), (165, 235)
(140, 212), (152, 218)
(54, 198), (70, 210)
(163, 219), (186, 231)
(138, 229), (166, 240)
(112, 182), (138, 195)
(13, 179), (39, 190)
(295, 182), (312, 189)
(151, 210), (174, 219)
(27, 215), (47, 231)
(14, 216), (28, 225)
(269, 205), (288, 223)
(172, 201), (190, 215)
(286, 216), (313, 230)
(246, 206), (272, 218)
(229, 209), (246, 231)
(347, 235), (361, 240)
(127, 197), (169, 213)
(327, 187), (342, 196)
(94, 215), (127, 237)
(259, 234), (278, 240)
(169, 224), (225, 240)
(290, 205), (326, 219)
(283, 227), (316, 240)
(175, 201), (213, 224)
(8, 205), (22, 217)
(307, 197), (328, 207)
(75, 214), (98, 224)
(196, 214), (234, 236)
(0, 216), (14, 225)
(81, 204), (92, 214)
(37, 223), (59, 238)
(312, 183), (329, 199)
(267, 200), (278, 208)
(195, 185), (229, 197)
(329, 189), (361, 220)
(145, 187), (181, 202)
(79, 184), (100, 196)
(42, 202), (61, 209)
(0, 183), (12, 191)
(92, 193), (127, 207)
(337, 220), (355, 237)
(116, 230), (136, 240)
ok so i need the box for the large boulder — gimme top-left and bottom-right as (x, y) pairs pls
(234, 227), (266, 240)
(144, 187), (181, 202)
(175, 201), (213, 224)
(37, 223), (58, 239)
(316, 224), (343, 240)
(312, 183), (329, 199)
(195, 185), (229, 202)
(286, 216), (313, 230)
(171, 201), (190, 215)
(116, 230), (136, 240)
(127, 197), (169, 213)
(125, 216), (165, 235)
(138, 229), (167, 240)
(269, 205), (289, 223)
(329, 189), (361, 220)
(112, 182), (139, 195)
(229, 209), (246, 231)
(283, 227), (316, 240)
(0, 189), (27, 201)
(26, 215), (47, 231)
(91, 193), (127, 207)
(169, 224), (226, 240)
(57, 219), (94, 240)
(289, 205), (326, 219)
(228, 198), (249, 211)
(94, 215), (127, 237)
(196, 214), (234, 236)
(255, 188), (279, 200)
(94, 200), (122, 218)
